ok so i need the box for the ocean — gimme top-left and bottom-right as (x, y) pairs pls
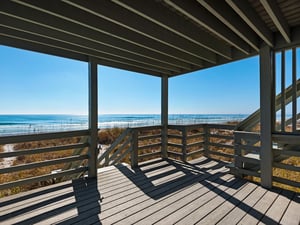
(0, 114), (248, 136)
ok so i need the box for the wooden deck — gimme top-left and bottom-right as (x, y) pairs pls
(0, 157), (299, 225)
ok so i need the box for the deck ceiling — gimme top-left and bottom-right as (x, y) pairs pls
(1, 0), (300, 77)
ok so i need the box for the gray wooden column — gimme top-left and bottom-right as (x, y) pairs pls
(161, 75), (168, 158)
(259, 45), (274, 188)
(88, 57), (98, 178)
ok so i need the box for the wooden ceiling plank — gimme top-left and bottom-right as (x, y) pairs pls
(197, 0), (259, 52)
(0, 1), (193, 70)
(163, 0), (251, 55)
(260, 0), (291, 43)
(0, 29), (170, 76)
(13, 0), (212, 65)
(0, 15), (182, 73)
(226, 0), (274, 47)
(110, 0), (232, 59)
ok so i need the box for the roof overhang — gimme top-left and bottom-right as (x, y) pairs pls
(1, 0), (300, 77)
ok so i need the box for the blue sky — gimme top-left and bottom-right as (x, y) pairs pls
(0, 45), (262, 115)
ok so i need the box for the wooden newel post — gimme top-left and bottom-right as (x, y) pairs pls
(161, 75), (169, 159)
(233, 132), (243, 177)
(182, 127), (187, 162)
(203, 124), (209, 157)
(131, 129), (138, 168)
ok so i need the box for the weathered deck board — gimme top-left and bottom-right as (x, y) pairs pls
(0, 157), (299, 225)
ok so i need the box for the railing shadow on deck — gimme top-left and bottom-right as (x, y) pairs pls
(115, 158), (281, 224)
(0, 178), (102, 225)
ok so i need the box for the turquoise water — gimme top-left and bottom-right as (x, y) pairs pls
(0, 114), (248, 135)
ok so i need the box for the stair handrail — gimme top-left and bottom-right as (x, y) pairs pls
(237, 78), (300, 131)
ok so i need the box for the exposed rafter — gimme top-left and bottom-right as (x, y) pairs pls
(0, 0), (298, 77)
(226, 0), (274, 47)
(163, 0), (251, 55)
(0, 14), (181, 74)
(260, 0), (291, 43)
(110, 0), (232, 59)
(197, 0), (259, 52)
(13, 0), (213, 66)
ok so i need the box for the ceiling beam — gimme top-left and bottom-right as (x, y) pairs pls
(197, 0), (259, 52)
(0, 1), (193, 71)
(226, 0), (274, 47)
(110, 0), (232, 59)
(260, 0), (291, 43)
(0, 31), (168, 77)
(0, 14), (182, 74)
(13, 0), (213, 65)
(64, 0), (217, 65)
(163, 0), (251, 55)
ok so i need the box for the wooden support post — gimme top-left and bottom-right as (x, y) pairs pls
(161, 75), (168, 159)
(131, 129), (138, 168)
(203, 124), (209, 157)
(260, 45), (274, 188)
(280, 50), (286, 132)
(233, 132), (243, 177)
(292, 48), (297, 132)
(88, 57), (98, 178)
(182, 127), (187, 162)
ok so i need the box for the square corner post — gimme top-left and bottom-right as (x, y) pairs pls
(88, 58), (98, 178)
(259, 45), (275, 188)
(161, 75), (168, 159)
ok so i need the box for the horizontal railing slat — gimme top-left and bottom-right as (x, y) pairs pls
(273, 176), (300, 188)
(273, 162), (300, 172)
(0, 129), (90, 145)
(186, 149), (204, 157)
(168, 142), (182, 148)
(187, 141), (204, 148)
(206, 150), (234, 158)
(207, 124), (236, 130)
(167, 134), (182, 139)
(234, 131), (260, 140)
(132, 125), (162, 131)
(0, 167), (88, 190)
(273, 133), (300, 145)
(0, 143), (89, 158)
(208, 134), (233, 140)
(186, 133), (204, 139)
(0, 155), (89, 174)
(208, 142), (234, 149)
(273, 149), (300, 157)
(138, 143), (161, 151)
(167, 151), (183, 157)
(139, 134), (161, 141)
(138, 151), (161, 160)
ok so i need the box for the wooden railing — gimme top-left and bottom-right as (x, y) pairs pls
(0, 130), (89, 192)
(98, 125), (162, 168)
(2, 123), (299, 193)
(272, 133), (300, 188)
(233, 131), (261, 177)
(167, 124), (235, 162)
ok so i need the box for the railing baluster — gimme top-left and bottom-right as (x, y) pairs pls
(182, 127), (187, 162)
(131, 129), (138, 168)
(203, 124), (209, 157)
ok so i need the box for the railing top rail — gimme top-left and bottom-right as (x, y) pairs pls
(0, 129), (90, 145)
(131, 125), (162, 131)
(168, 123), (236, 130)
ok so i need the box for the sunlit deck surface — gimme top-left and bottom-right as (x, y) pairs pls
(1, 157), (299, 225)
